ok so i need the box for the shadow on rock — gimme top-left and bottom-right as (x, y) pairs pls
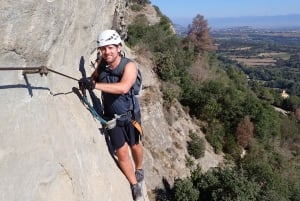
(75, 55), (119, 166)
(153, 177), (174, 201)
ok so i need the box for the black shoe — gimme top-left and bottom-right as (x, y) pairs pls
(135, 169), (144, 183)
(131, 183), (142, 200)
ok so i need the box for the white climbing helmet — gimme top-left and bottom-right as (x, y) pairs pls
(97, 30), (122, 47)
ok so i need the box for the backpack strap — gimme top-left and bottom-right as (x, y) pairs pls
(97, 57), (130, 79)
(111, 57), (131, 78)
(97, 57), (141, 123)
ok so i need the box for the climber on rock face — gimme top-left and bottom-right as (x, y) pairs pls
(78, 29), (144, 201)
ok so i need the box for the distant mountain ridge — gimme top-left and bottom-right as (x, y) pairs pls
(172, 14), (300, 29)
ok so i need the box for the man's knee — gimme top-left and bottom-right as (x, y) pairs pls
(116, 143), (129, 160)
(131, 143), (142, 151)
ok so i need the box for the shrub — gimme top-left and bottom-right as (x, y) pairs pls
(185, 155), (194, 168)
(130, 4), (143, 12)
(162, 82), (181, 107)
(187, 130), (205, 159)
(173, 178), (199, 201)
(205, 120), (225, 154)
(191, 167), (260, 201)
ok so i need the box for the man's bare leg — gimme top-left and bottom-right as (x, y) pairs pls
(116, 143), (137, 185)
(131, 143), (143, 170)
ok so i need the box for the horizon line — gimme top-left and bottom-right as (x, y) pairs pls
(171, 13), (300, 20)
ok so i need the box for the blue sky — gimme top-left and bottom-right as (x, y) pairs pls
(150, 0), (300, 19)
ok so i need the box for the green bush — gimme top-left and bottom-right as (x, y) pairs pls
(130, 4), (143, 12)
(170, 163), (298, 201)
(173, 178), (199, 201)
(129, 0), (150, 5)
(185, 155), (194, 168)
(190, 167), (260, 201)
(187, 131), (205, 159)
(127, 25), (146, 47)
(205, 120), (225, 154)
(162, 82), (181, 107)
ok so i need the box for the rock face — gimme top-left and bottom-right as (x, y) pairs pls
(0, 1), (149, 201)
(0, 1), (223, 201)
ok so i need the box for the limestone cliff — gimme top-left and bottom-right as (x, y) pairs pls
(0, 1), (148, 201)
(0, 1), (223, 201)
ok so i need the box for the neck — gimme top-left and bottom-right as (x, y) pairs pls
(107, 55), (121, 70)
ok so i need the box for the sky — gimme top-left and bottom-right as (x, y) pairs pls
(150, 0), (300, 19)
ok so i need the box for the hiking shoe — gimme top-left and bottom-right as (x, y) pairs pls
(131, 183), (142, 201)
(135, 169), (144, 183)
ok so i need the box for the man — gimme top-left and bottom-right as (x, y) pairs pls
(79, 30), (144, 200)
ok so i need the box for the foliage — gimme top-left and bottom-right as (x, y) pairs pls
(282, 95), (300, 111)
(129, 0), (150, 5)
(187, 14), (215, 55)
(173, 178), (199, 201)
(179, 64), (282, 157)
(214, 28), (300, 98)
(204, 119), (225, 154)
(154, 51), (176, 81)
(127, 11), (300, 201)
(185, 155), (195, 168)
(236, 116), (254, 148)
(171, 166), (261, 201)
(129, 0), (150, 11)
(187, 131), (205, 159)
(127, 12), (192, 87)
(130, 4), (143, 12)
(240, 142), (298, 201)
(162, 82), (181, 107)
(170, 161), (300, 201)
(251, 102), (280, 141)
(127, 14), (149, 47)
(245, 66), (300, 97)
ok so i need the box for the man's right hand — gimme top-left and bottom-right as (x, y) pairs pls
(78, 77), (95, 90)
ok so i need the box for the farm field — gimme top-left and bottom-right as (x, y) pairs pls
(211, 26), (300, 96)
(230, 56), (277, 67)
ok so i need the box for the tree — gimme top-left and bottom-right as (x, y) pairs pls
(236, 116), (254, 149)
(187, 14), (215, 55)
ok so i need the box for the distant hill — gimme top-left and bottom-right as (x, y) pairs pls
(172, 14), (300, 30)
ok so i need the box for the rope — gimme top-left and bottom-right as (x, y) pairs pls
(81, 95), (108, 125)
